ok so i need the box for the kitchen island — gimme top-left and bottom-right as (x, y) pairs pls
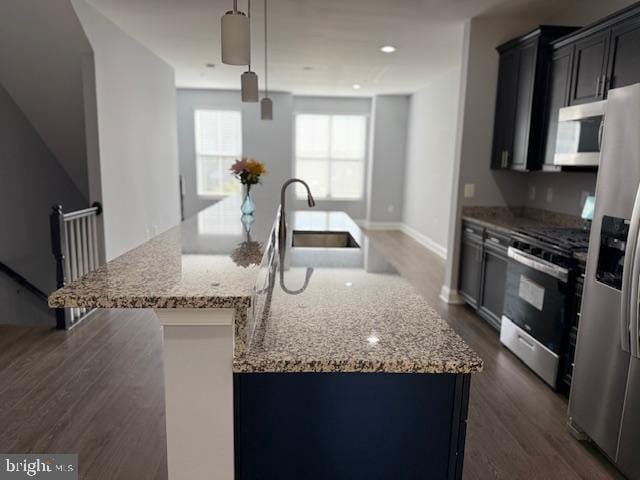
(50, 196), (482, 480)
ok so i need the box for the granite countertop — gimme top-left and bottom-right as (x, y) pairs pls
(48, 196), (273, 310)
(461, 206), (589, 263)
(50, 196), (483, 375)
(461, 206), (584, 235)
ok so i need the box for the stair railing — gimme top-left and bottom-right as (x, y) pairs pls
(50, 202), (103, 329)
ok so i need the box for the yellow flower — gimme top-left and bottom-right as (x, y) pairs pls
(246, 159), (267, 176)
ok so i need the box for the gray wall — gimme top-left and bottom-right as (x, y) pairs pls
(442, 16), (547, 298)
(524, 172), (597, 216)
(73, 0), (181, 260)
(177, 91), (373, 221)
(0, 84), (85, 295)
(403, 68), (463, 253)
(367, 95), (409, 224)
(0, 0), (93, 200)
(177, 89), (294, 219)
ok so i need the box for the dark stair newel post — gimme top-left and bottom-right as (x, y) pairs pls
(50, 205), (70, 329)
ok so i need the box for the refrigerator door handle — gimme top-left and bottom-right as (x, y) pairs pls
(621, 184), (640, 353)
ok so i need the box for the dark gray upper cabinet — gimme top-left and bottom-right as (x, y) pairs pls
(553, 3), (640, 103)
(491, 26), (578, 171)
(569, 31), (609, 105)
(542, 46), (574, 170)
(607, 15), (640, 90)
(491, 48), (520, 170)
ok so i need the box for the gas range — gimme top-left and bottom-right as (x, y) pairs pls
(500, 225), (591, 389)
(510, 226), (590, 268)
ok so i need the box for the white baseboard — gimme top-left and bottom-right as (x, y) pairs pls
(358, 220), (403, 230)
(439, 285), (465, 305)
(358, 220), (448, 260)
(400, 224), (448, 259)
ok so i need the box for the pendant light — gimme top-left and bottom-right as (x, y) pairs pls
(221, 0), (250, 65)
(260, 0), (273, 120)
(241, 0), (259, 102)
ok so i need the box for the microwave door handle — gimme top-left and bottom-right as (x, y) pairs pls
(631, 237), (640, 358)
(621, 185), (640, 353)
(598, 118), (605, 149)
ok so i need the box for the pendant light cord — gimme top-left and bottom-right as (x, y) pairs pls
(264, 0), (268, 96)
(247, 0), (252, 72)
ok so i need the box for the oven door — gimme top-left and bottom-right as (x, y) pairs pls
(502, 247), (570, 354)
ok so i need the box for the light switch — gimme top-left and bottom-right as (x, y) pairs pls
(464, 183), (475, 198)
(387, 205), (394, 213)
(529, 186), (536, 201)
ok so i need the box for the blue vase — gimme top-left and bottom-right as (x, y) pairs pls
(241, 185), (256, 215)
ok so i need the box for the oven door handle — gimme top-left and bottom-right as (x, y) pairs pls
(622, 184), (640, 355)
(507, 247), (569, 283)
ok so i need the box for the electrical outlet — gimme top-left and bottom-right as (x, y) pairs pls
(464, 183), (475, 198)
(546, 187), (554, 203)
(529, 186), (536, 201)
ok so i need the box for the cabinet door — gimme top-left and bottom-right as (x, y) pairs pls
(543, 46), (574, 169)
(607, 16), (640, 92)
(570, 30), (610, 105)
(459, 235), (483, 308)
(491, 47), (520, 169)
(478, 245), (508, 331)
(511, 39), (537, 171)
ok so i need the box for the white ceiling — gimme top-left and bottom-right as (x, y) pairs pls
(87, 0), (571, 96)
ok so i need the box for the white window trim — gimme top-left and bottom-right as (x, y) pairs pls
(193, 108), (243, 199)
(293, 112), (369, 202)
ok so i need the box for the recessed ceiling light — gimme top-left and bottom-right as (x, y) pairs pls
(352, 83), (362, 90)
(380, 45), (396, 53)
(303, 66), (313, 71)
(205, 63), (216, 68)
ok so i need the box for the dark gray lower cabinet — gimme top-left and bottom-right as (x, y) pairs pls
(459, 222), (509, 331)
(478, 243), (508, 331)
(459, 232), (483, 308)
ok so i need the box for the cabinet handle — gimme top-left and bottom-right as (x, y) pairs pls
(501, 150), (510, 168)
(602, 75), (609, 95)
(596, 75), (602, 96)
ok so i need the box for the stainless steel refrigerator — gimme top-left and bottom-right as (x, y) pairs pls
(569, 83), (640, 480)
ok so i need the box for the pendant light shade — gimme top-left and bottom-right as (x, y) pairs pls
(241, 70), (259, 102)
(260, 0), (273, 120)
(260, 97), (273, 119)
(221, 1), (250, 65)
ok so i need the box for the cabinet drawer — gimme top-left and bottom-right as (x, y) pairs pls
(484, 230), (510, 250)
(462, 222), (484, 239)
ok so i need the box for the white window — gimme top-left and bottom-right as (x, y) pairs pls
(294, 114), (367, 200)
(195, 109), (242, 197)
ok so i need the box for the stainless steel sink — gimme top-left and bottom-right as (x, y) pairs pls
(291, 230), (360, 248)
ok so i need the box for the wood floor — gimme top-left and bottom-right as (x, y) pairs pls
(0, 230), (624, 479)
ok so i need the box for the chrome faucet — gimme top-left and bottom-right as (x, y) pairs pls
(279, 178), (315, 246)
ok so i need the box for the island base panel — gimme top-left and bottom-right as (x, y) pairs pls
(234, 372), (470, 480)
(155, 309), (235, 480)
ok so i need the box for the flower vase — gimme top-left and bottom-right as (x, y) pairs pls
(241, 185), (256, 215)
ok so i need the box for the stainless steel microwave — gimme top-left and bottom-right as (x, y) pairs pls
(554, 100), (606, 167)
